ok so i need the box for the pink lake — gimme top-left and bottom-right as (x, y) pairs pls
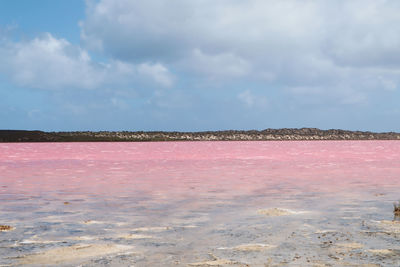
(1, 141), (400, 266)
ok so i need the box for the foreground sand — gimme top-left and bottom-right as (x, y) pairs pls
(1, 189), (400, 266)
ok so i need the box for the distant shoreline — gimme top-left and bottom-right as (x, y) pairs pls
(1, 128), (400, 142)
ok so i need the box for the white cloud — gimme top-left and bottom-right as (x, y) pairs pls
(0, 33), (173, 90)
(80, 0), (400, 102)
(137, 63), (174, 87)
(2, 0), (400, 109)
(0, 33), (101, 89)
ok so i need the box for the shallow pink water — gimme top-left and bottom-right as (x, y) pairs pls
(2, 141), (400, 266)
(1, 141), (400, 200)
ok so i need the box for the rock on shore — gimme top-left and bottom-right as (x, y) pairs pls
(1, 128), (400, 142)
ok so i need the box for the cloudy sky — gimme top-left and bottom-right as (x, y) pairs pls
(1, 0), (400, 132)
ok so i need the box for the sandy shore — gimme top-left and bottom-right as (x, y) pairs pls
(2, 191), (400, 266)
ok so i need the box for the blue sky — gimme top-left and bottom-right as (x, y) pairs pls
(1, 0), (400, 132)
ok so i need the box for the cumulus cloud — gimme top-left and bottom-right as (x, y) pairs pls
(80, 0), (400, 101)
(0, 33), (174, 90)
(0, 33), (100, 89)
(2, 0), (400, 110)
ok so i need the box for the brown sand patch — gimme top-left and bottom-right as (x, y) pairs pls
(0, 225), (14, 232)
(368, 249), (393, 254)
(0, 225), (15, 232)
(318, 263), (380, 267)
(234, 243), (275, 251)
(257, 208), (293, 216)
(310, 261), (331, 267)
(19, 244), (133, 265)
(380, 220), (400, 225)
(336, 242), (364, 249)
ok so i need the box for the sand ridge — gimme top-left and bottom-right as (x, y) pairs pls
(19, 243), (134, 265)
(257, 208), (297, 216)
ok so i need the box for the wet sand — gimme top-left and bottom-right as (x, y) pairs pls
(1, 141), (400, 266)
(2, 191), (400, 266)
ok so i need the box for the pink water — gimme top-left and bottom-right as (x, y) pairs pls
(1, 141), (400, 266)
(2, 141), (400, 198)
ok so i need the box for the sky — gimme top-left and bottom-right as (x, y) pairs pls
(1, 0), (400, 132)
